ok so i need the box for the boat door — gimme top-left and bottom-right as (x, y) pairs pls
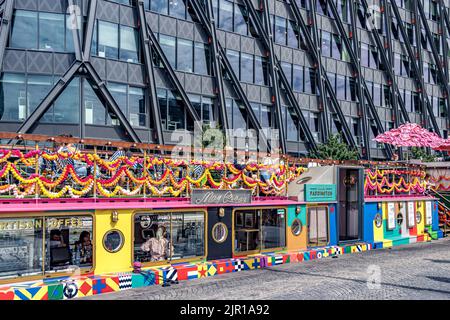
(337, 167), (364, 242)
(307, 206), (329, 247)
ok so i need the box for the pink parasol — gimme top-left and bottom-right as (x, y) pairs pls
(373, 123), (444, 148)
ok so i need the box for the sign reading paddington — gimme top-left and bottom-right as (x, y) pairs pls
(192, 189), (252, 205)
(304, 184), (337, 202)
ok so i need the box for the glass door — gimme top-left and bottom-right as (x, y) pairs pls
(308, 206), (329, 247)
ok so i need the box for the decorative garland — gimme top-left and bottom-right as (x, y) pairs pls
(364, 168), (427, 195)
(0, 149), (307, 199)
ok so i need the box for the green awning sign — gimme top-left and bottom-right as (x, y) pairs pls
(305, 184), (336, 202)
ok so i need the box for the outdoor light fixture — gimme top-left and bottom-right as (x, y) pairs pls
(219, 208), (225, 218)
(111, 210), (119, 223)
(296, 207), (301, 215)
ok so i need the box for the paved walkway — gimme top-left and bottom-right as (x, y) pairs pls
(84, 238), (450, 300)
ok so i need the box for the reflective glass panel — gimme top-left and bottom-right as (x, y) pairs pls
(39, 13), (65, 52)
(0, 218), (44, 280)
(45, 216), (93, 273)
(98, 21), (119, 59)
(11, 10), (38, 49)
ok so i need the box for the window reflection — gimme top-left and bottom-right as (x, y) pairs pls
(219, 0), (233, 31)
(0, 218), (43, 280)
(0, 73), (26, 122)
(234, 208), (286, 254)
(134, 212), (205, 263)
(11, 10), (37, 49)
(98, 21), (119, 59)
(177, 39), (193, 73)
(120, 26), (139, 63)
(39, 13), (64, 52)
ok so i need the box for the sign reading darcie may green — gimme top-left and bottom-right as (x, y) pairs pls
(304, 184), (337, 202)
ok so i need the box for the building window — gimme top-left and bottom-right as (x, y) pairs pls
(321, 31), (331, 57)
(39, 13), (65, 52)
(218, 0), (233, 31)
(129, 87), (147, 127)
(0, 73), (26, 122)
(53, 77), (80, 124)
(98, 21), (119, 59)
(234, 4), (249, 35)
(293, 64), (303, 92)
(10, 10), (77, 53)
(189, 94), (215, 125)
(177, 38), (194, 73)
(11, 10), (38, 49)
(240, 53), (254, 83)
(283, 105), (300, 141)
(234, 208), (286, 254)
(226, 98), (247, 130)
(255, 56), (269, 86)
(305, 68), (317, 94)
(159, 34), (176, 68)
(226, 49), (240, 79)
(336, 75), (346, 100)
(169, 0), (187, 19)
(92, 21), (139, 63)
(158, 88), (186, 131)
(120, 26), (139, 63)
(287, 20), (299, 48)
(151, 0), (169, 15)
(134, 211), (205, 264)
(274, 16), (287, 46)
(194, 42), (211, 75)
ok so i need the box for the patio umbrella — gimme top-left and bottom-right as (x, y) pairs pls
(373, 123), (444, 161)
(374, 123), (444, 148)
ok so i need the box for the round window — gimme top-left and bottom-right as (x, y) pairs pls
(103, 230), (124, 253)
(416, 211), (422, 224)
(374, 214), (382, 228)
(397, 213), (404, 226)
(212, 223), (228, 244)
(291, 219), (303, 236)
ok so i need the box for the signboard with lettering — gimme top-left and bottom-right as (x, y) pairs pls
(191, 189), (252, 205)
(304, 184), (336, 202)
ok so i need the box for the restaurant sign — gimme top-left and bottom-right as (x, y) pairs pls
(191, 189), (252, 205)
(304, 184), (337, 202)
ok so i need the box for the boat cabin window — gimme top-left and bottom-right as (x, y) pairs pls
(134, 211), (205, 264)
(233, 208), (286, 255)
(0, 215), (93, 282)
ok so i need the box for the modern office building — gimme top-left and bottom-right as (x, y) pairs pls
(0, 0), (449, 159)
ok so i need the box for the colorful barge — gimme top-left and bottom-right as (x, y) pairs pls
(0, 134), (444, 300)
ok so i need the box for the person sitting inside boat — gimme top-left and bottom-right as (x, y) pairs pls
(75, 231), (93, 264)
(57, 141), (88, 178)
(140, 225), (174, 262)
(49, 229), (66, 248)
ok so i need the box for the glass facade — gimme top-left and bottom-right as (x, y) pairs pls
(1, 0), (448, 158)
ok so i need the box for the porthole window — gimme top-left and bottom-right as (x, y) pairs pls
(416, 211), (422, 224)
(374, 213), (382, 228)
(291, 219), (303, 236)
(212, 223), (228, 244)
(397, 213), (404, 226)
(103, 230), (124, 253)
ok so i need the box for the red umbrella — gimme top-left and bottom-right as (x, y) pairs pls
(374, 123), (444, 148)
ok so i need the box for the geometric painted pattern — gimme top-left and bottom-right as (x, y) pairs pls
(0, 235), (444, 300)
